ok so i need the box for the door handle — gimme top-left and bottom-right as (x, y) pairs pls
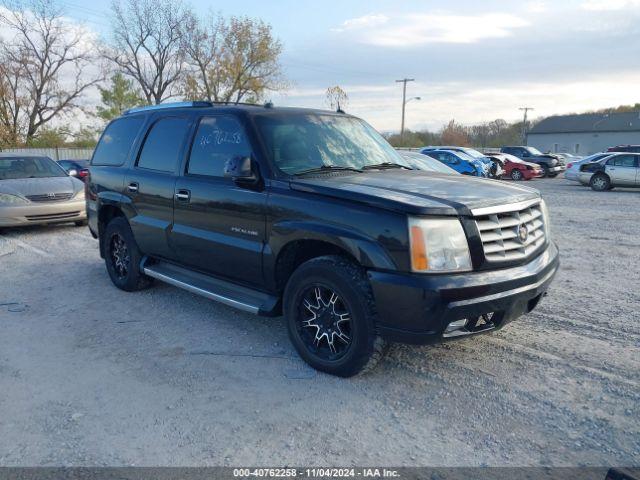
(175, 189), (191, 202)
(127, 182), (139, 193)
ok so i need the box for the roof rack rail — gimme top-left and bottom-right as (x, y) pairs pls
(124, 101), (213, 115)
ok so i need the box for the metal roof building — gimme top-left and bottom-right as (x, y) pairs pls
(527, 111), (640, 155)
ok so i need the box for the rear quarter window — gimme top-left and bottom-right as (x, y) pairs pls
(92, 116), (145, 166)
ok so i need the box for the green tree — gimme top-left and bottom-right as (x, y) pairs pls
(96, 73), (145, 121)
(182, 13), (285, 103)
(26, 127), (69, 147)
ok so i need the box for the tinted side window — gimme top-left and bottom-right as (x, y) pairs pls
(137, 117), (191, 172)
(92, 117), (144, 166)
(187, 116), (252, 177)
(609, 155), (636, 167)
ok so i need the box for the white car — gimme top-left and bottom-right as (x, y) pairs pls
(578, 152), (640, 190)
(565, 152), (611, 182)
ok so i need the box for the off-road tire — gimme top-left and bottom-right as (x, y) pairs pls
(103, 216), (152, 292)
(590, 173), (610, 192)
(283, 255), (386, 377)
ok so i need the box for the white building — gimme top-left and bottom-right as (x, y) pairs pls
(527, 111), (640, 156)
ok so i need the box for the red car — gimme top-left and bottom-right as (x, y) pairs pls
(487, 153), (543, 181)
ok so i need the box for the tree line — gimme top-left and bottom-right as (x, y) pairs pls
(0, 0), (284, 147)
(385, 119), (533, 149)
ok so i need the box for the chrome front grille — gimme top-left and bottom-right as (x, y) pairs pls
(475, 202), (546, 262)
(26, 193), (74, 202)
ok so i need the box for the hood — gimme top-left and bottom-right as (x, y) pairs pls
(290, 170), (540, 216)
(523, 161), (541, 169)
(0, 176), (81, 198)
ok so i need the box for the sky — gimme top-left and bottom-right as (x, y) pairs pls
(37, 0), (640, 132)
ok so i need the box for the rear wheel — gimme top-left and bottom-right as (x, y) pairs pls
(590, 173), (610, 192)
(511, 169), (523, 181)
(283, 255), (386, 377)
(103, 217), (152, 291)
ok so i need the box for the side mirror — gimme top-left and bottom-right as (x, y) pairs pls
(224, 156), (257, 183)
(68, 169), (78, 177)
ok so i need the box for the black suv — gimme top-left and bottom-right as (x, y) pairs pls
(500, 146), (566, 178)
(87, 102), (559, 377)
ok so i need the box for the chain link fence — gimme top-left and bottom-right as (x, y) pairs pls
(0, 147), (94, 161)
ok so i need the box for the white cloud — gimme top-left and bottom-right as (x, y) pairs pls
(334, 12), (529, 46)
(581, 0), (640, 10)
(333, 13), (388, 32)
(525, 1), (548, 13)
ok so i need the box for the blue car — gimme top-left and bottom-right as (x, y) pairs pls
(422, 149), (490, 177)
(420, 146), (503, 178)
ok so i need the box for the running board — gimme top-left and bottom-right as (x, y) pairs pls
(142, 259), (279, 316)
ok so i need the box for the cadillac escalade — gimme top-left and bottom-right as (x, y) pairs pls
(87, 102), (559, 377)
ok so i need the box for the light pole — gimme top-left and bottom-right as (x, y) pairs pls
(396, 78), (415, 139)
(519, 107), (534, 144)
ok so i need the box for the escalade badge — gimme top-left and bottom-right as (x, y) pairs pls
(518, 224), (528, 243)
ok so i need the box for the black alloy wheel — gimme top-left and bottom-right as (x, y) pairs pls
(110, 233), (130, 280)
(297, 284), (353, 361)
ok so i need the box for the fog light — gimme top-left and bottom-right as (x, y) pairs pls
(445, 319), (468, 333)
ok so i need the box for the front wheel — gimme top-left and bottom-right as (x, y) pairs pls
(540, 165), (549, 178)
(103, 217), (152, 291)
(511, 169), (523, 181)
(283, 255), (386, 377)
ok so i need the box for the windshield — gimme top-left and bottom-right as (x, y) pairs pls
(255, 114), (410, 175)
(447, 150), (477, 162)
(460, 148), (485, 159)
(525, 146), (543, 156)
(0, 156), (67, 180)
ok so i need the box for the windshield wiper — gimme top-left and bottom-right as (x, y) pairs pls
(362, 162), (412, 171)
(293, 165), (363, 176)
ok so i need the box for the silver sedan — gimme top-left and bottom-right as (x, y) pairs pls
(0, 154), (87, 228)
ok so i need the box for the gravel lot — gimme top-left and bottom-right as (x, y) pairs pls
(0, 178), (638, 467)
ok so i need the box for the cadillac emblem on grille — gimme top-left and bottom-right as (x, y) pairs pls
(518, 223), (528, 243)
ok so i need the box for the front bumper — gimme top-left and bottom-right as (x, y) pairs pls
(523, 168), (543, 179)
(368, 242), (559, 345)
(0, 198), (86, 227)
(548, 165), (566, 173)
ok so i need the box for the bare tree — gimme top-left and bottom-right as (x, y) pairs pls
(325, 85), (348, 111)
(0, 0), (102, 144)
(182, 13), (285, 104)
(106, 0), (189, 105)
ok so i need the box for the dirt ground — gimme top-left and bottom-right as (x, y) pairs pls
(0, 178), (638, 467)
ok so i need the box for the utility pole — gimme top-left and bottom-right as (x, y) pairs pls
(519, 107), (534, 144)
(397, 78), (415, 139)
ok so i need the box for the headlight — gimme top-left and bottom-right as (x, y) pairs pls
(540, 199), (551, 240)
(408, 217), (472, 272)
(0, 193), (28, 205)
